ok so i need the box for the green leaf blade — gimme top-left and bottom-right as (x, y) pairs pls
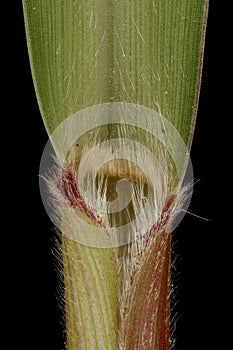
(23, 0), (208, 145)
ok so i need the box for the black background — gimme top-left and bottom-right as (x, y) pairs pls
(7, 1), (222, 349)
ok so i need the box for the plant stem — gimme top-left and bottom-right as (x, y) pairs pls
(62, 236), (119, 349)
